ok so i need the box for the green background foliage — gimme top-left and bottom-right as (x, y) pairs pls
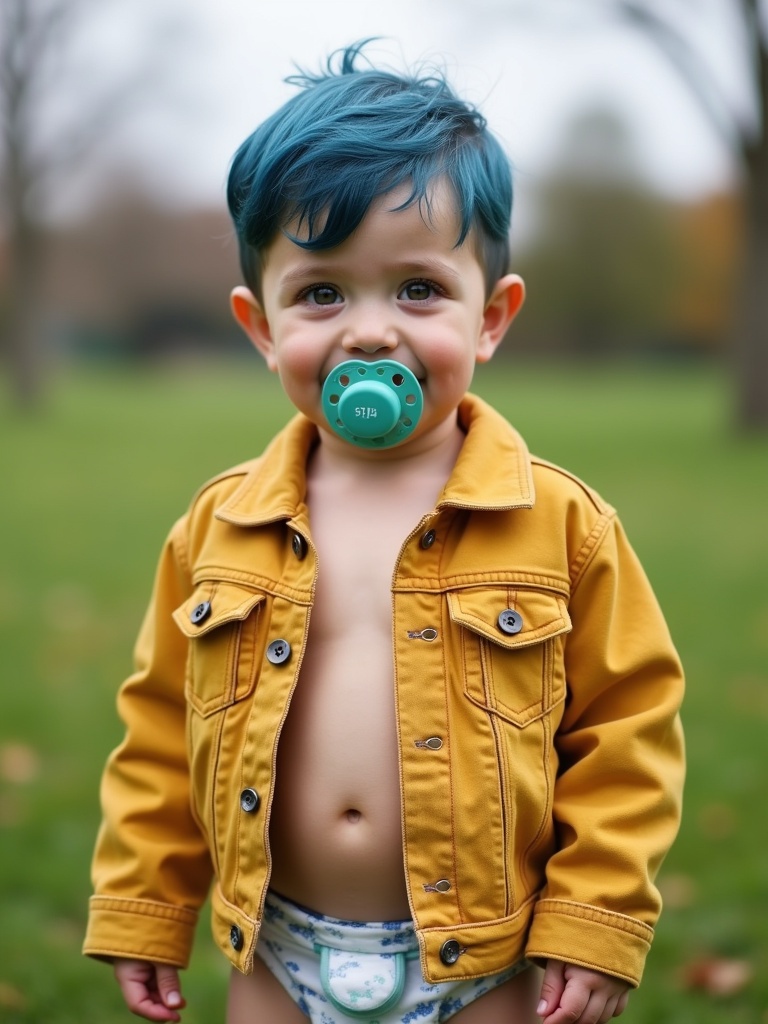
(0, 361), (766, 1022)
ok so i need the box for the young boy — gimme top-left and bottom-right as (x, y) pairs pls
(84, 43), (685, 1024)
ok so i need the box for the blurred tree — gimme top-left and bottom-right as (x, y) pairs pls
(448, 0), (766, 426)
(517, 108), (688, 354)
(0, 0), (183, 408)
(609, 0), (767, 427)
(44, 188), (241, 358)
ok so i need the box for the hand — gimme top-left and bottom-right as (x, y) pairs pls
(113, 958), (186, 1022)
(537, 959), (630, 1024)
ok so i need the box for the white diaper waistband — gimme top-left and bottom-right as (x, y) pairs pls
(263, 890), (419, 956)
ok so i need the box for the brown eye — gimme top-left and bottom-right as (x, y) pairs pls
(400, 281), (433, 302)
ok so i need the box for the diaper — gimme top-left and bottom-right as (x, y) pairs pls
(255, 890), (529, 1022)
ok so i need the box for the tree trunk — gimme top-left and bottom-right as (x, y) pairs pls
(733, 21), (768, 431)
(0, 0), (48, 410)
(3, 215), (47, 411)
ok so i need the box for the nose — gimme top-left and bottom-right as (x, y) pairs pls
(341, 302), (398, 356)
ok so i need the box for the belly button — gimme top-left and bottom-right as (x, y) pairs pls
(345, 809), (362, 824)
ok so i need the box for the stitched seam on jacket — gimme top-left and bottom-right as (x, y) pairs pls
(443, 606), (462, 924)
(394, 574), (570, 594)
(89, 896), (198, 923)
(190, 567), (313, 603)
(172, 516), (192, 583)
(534, 899), (654, 938)
(568, 511), (615, 593)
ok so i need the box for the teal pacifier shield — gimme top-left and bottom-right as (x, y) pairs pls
(321, 360), (423, 449)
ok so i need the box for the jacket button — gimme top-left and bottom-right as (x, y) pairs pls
(266, 639), (292, 665)
(420, 529), (436, 550)
(292, 533), (308, 560)
(230, 924), (244, 951)
(190, 601), (211, 625)
(240, 788), (260, 813)
(439, 939), (463, 966)
(498, 609), (523, 635)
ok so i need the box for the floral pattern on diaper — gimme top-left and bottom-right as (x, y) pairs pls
(257, 891), (528, 1022)
(324, 947), (402, 1013)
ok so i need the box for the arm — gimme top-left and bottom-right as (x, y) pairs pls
(526, 513), (685, 986)
(83, 517), (214, 969)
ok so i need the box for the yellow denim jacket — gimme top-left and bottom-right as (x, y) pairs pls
(84, 394), (684, 988)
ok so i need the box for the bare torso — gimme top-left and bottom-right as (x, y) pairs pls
(267, 438), (458, 921)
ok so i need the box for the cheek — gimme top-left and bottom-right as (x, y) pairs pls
(275, 332), (322, 377)
(423, 333), (478, 381)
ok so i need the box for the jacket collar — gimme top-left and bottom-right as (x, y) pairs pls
(216, 393), (535, 527)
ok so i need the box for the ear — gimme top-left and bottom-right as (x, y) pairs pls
(476, 274), (525, 364)
(230, 286), (278, 372)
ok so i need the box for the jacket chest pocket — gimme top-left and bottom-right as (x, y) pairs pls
(448, 587), (571, 727)
(173, 582), (266, 717)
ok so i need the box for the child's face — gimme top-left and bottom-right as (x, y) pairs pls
(232, 181), (524, 455)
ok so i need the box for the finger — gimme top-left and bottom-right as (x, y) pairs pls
(154, 964), (185, 1011)
(541, 975), (590, 1024)
(598, 996), (617, 1024)
(580, 990), (611, 1024)
(113, 961), (182, 1023)
(538, 959), (567, 1018)
(596, 982), (633, 1023)
(132, 997), (183, 1023)
(601, 984), (632, 1023)
(114, 961), (156, 1012)
(119, 972), (154, 1013)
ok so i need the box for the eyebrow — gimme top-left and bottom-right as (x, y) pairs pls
(277, 256), (464, 291)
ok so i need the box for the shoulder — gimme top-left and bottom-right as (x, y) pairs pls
(529, 455), (614, 519)
(526, 457), (619, 585)
(162, 457), (265, 565)
(189, 457), (264, 509)
(461, 393), (613, 517)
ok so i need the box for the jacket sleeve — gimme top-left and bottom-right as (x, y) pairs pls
(83, 516), (213, 968)
(525, 512), (685, 986)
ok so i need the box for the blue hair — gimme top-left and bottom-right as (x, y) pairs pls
(227, 41), (513, 298)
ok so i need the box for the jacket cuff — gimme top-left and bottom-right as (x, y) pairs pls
(525, 899), (654, 987)
(83, 895), (198, 968)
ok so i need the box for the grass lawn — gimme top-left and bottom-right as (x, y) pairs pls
(0, 358), (766, 1023)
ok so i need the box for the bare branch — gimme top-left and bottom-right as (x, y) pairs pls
(612, 1), (745, 148)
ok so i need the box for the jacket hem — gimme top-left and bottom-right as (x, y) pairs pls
(417, 897), (537, 984)
(83, 895), (198, 968)
(525, 899), (654, 987)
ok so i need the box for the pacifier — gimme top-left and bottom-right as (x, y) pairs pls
(321, 359), (424, 449)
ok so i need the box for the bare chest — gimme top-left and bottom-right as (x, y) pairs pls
(267, 483), (434, 917)
(310, 499), (415, 639)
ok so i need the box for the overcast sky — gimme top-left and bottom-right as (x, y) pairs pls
(51, 0), (756, 220)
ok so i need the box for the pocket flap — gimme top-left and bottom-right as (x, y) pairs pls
(447, 587), (571, 649)
(173, 582), (265, 638)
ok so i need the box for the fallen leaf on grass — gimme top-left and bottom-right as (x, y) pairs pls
(0, 981), (27, 1010)
(681, 957), (753, 997)
(697, 802), (737, 839)
(45, 917), (82, 950)
(0, 742), (41, 784)
(657, 872), (697, 909)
